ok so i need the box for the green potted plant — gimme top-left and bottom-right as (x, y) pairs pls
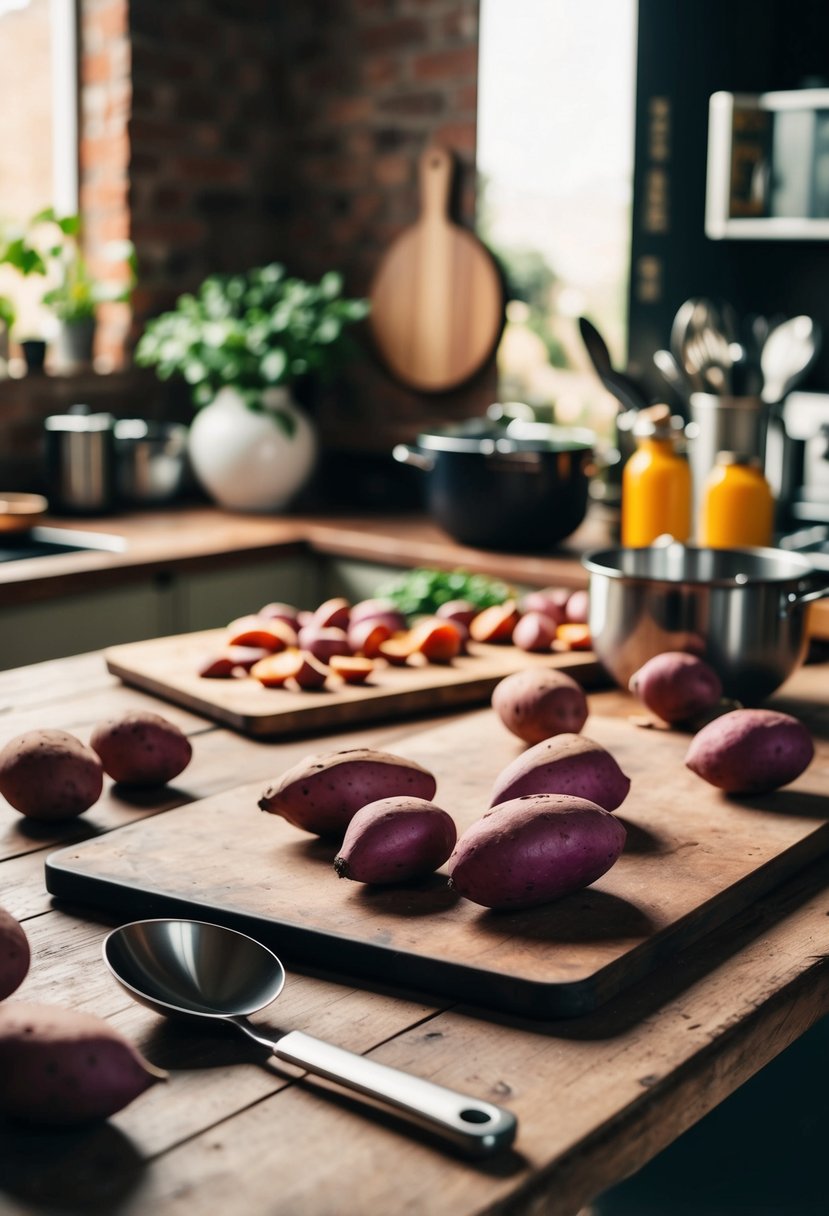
(0, 209), (135, 372)
(135, 263), (369, 512)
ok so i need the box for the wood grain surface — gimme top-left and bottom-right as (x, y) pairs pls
(104, 629), (603, 737)
(3, 653), (829, 1216)
(368, 145), (504, 391)
(45, 693), (829, 1017)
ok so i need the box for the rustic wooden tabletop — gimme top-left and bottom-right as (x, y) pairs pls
(1, 651), (828, 1216)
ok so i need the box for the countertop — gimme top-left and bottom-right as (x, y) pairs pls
(3, 503), (828, 639)
(0, 504), (608, 608)
(0, 651), (828, 1215)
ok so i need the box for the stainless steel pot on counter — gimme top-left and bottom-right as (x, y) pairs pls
(583, 544), (829, 703)
(393, 419), (595, 552)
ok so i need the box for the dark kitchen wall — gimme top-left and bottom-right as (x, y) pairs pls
(629, 0), (829, 395)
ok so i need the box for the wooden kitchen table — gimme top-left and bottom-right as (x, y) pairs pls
(1, 650), (828, 1216)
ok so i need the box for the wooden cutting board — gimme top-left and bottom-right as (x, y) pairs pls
(45, 694), (829, 1018)
(104, 629), (602, 738)
(368, 145), (504, 392)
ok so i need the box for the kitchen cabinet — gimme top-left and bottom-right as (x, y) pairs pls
(0, 579), (177, 671)
(173, 554), (322, 632)
(0, 555), (322, 672)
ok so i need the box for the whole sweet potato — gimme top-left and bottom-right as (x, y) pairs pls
(448, 794), (627, 909)
(334, 796), (457, 883)
(0, 729), (103, 821)
(629, 651), (722, 724)
(489, 732), (630, 811)
(0, 1002), (165, 1124)
(0, 906), (30, 1001)
(517, 587), (569, 626)
(685, 708), (814, 794)
(511, 612), (557, 653)
(492, 669), (589, 744)
(90, 711), (192, 787)
(259, 748), (438, 837)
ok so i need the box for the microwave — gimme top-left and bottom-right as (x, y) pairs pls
(706, 87), (829, 240)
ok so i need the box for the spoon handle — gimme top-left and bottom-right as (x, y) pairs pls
(272, 1029), (517, 1157)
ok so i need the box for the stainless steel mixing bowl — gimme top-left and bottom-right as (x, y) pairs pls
(583, 544), (829, 703)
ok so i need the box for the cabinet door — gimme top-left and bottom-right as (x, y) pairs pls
(0, 579), (175, 671)
(176, 555), (322, 632)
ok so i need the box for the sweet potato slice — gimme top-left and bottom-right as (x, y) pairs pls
(469, 600), (520, 644)
(226, 616), (297, 651)
(329, 654), (375, 685)
(408, 618), (463, 663)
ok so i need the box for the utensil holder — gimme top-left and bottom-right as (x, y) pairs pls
(687, 393), (769, 532)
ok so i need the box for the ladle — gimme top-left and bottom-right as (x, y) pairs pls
(103, 918), (517, 1158)
(760, 315), (821, 404)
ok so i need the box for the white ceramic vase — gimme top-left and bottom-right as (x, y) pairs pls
(188, 386), (317, 512)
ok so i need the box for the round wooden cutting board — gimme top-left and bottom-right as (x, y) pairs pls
(368, 145), (505, 393)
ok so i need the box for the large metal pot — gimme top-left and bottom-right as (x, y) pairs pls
(393, 419), (595, 551)
(583, 544), (829, 703)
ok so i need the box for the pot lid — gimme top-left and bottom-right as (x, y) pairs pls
(415, 418), (595, 454)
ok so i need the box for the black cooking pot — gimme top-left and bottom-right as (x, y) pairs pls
(393, 418), (595, 551)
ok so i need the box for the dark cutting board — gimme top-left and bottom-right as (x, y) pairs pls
(45, 697), (829, 1017)
(104, 629), (602, 738)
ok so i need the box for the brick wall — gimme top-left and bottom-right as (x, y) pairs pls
(1, 0), (494, 492)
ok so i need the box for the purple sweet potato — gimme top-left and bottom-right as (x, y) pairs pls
(489, 733), (630, 811)
(0, 1002), (166, 1124)
(517, 587), (569, 626)
(333, 796), (457, 884)
(0, 906), (30, 1001)
(297, 625), (352, 664)
(492, 668), (588, 744)
(629, 651), (722, 724)
(435, 599), (478, 628)
(511, 611), (557, 653)
(448, 793), (627, 909)
(90, 711), (192, 787)
(0, 729), (103, 821)
(258, 748), (438, 837)
(685, 708), (814, 794)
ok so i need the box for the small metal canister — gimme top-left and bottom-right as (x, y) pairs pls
(44, 410), (116, 514)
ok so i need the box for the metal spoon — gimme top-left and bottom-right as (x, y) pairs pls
(760, 315), (821, 404)
(103, 918), (517, 1158)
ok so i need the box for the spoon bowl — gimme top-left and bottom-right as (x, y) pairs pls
(104, 918), (285, 1019)
(103, 919), (517, 1157)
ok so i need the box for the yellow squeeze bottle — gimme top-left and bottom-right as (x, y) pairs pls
(699, 452), (774, 548)
(621, 404), (691, 547)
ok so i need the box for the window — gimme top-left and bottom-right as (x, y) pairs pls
(0, 0), (78, 345)
(477, 0), (637, 435)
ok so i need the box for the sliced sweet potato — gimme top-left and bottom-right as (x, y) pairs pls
(555, 622), (592, 651)
(408, 618), (462, 663)
(198, 654), (238, 679)
(377, 634), (417, 665)
(469, 600), (520, 644)
(329, 654), (375, 685)
(251, 649), (305, 688)
(312, 597), (351, 630)
(348, 618), (393, 658)
(226, 615), (297, 651)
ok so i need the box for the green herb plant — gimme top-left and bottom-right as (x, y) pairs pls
(134, 264), (370, 436)
(375, 567), (513, 619)
(0, 208), (135, 326)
